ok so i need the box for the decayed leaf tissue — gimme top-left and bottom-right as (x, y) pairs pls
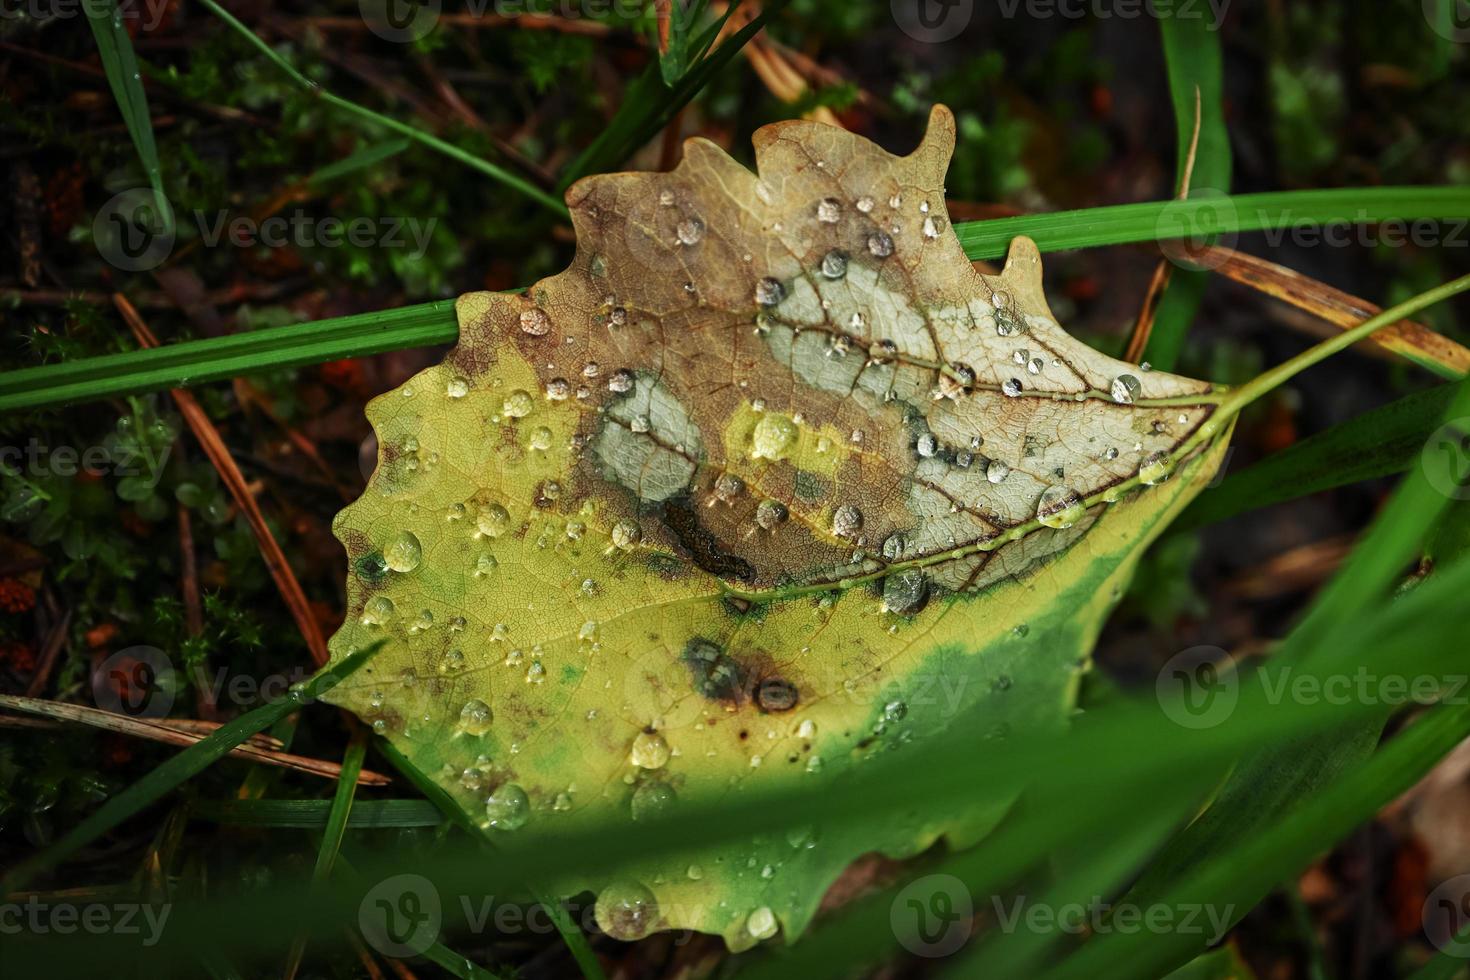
(325, 105), (1233, 948)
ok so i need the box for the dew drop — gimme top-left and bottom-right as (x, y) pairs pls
(747, 907), (779, 940)
(485, 783), (529, 830)
(519, 307), (551, 337)
(867, 231), (894, 257)
(1139, 450), (1174, 485)
(676, 216), (705, 245)
(384, 531), (422, 573)
(831, 504), (863, 540)
(751, 413), (798, 460)
(1037, 485), (1085, 529)
(600, 520), (639, 553)
(478, 503), (511, 538)
(528, 426), (554, 451)
(630, 730), (671, 769)
(595, 881), (658, 941)
(459, 699), (493, 736)
(361, 595), (396, 626)
(446, 376), (470, 399)
(855, 196), (875, 213)
(545, 377), (571, 401)
(755, 277), (786, 307)
(502, 390), (534, 419)
(755, 499), (788, 530)
(630, 781), (676, 821)
(1110, 374), (1141, 405)
(820, 250), (848, 279)
(816, 197), (842, 223)
(1002, 378), (1023, 398)
(986, 459), (1011, 484)
(608, 369), (635, 394)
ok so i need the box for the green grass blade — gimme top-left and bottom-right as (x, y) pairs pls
(82, 0), (171, 235)
(1141, 0), (1233, 371)
(7, 186), (1470, 415)
(307, 139), (412, 186)
(192, 0), (566, 217)
(0, 641), (382, 892)
(284, 733), (368, 979)
(558, 0), (787, 190)
(1175, 383), (1456, 531)
(955, 186), (1470, 258)
(0, 300), (458, 413)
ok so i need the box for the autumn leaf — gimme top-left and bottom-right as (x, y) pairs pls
(323, 105), (1233, 949)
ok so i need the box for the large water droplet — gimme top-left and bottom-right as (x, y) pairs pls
(611, 520), (641, 550)
(816, 198), (842, 223)
(446, 376), (469, 399)
(747, 906), (779, 940)
(384, 531), (422, 572)
(882, 569), (929, 614)
(360, 595), (396, 626)
(519, 307), (551, 336)
(751, 413), (797, 460)
(820, 250), (848, 279)
(594, 881), (658, 941)
(755, 277), (786, 307)
(1002, 378), (1023, 398)
(502, 390), (534, 418)
(831, 504), (863, 539)
(1139, 450), (1174, 485)
(755, 499), (788, 530)
(478, 503), (511, 538)
(1110, 374), (1141, 405)
(459, 699), (493, 736)
(986, 459), (1010, 484)
(676, 216), (705, 245)
(630, 781), (676, 821)
(867, 231), (894, 257)
(1037, 485), (1085, 529)
(485, 783), (529, 830)
(630, 731), (671, 769)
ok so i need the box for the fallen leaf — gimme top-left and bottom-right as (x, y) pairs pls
(324, 106), (1233, 949)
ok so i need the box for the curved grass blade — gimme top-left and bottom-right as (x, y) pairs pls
(1175, 382), (1457, 531)
(0, 640), (382, 892)
(83, 0), (171, 236)
(191, 0), (566, 218)
(1140, 0), (1233, 372)
(283, 732), (368, 980)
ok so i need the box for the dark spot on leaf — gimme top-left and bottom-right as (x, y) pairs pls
(354, 551), (388, 584)
(755, 678), (798, 712)
(661, 495), (755, 583)
(682, 638), (745, 701)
